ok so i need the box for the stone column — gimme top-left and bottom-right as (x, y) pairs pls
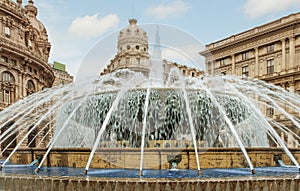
(231, 54), (235, 75)
(289, 36), (295, 70)
(22, 73), (26, 98)
(18, 74), (22, 100)
(255, 47), (259, 77)
(281, 39), (286, 73)
(206, 61), (210, 74)
(211, 60), (214, 75)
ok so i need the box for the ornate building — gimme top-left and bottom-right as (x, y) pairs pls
(200, 12), (300, 147)
(102, 18), (203, 79)
(0, 0), (55, 111)
(200, 12), (300, 94)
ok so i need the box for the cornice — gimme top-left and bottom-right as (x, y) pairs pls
(201, 12), (300, 57)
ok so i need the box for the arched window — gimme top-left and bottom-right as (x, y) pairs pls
(0, 71), (15, 104)
(26, 80), (35, 96)
(1, 71), (15, 83)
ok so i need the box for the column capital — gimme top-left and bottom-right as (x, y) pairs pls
(289, 36), (296, 40)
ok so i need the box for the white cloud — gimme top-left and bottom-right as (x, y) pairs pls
(146, 0), (190, 20)
(243, 0), (300, 18)
(68, 14), (119, 39)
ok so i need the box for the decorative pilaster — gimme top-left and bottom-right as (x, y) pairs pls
(231, 54), (235, 75)
(289, 36), (295, 70)
(281, 39), (286, 73)
(22, 73), (26, 97)
(255, 47), (259, 77)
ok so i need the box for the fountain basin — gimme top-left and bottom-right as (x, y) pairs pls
(6, 147), (300, 170)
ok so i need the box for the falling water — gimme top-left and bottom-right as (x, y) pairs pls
(199, 82), (255, 172)
(139, 87), (151, 175)
(0, 24), (300, 174)
(0, 70), (299, 174)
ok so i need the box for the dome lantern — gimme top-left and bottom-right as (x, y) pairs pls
(25, 0), (37, 16)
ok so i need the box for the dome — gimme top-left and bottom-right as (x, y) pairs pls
(25, 0), (48, 38)
(117, 19), (148, 52)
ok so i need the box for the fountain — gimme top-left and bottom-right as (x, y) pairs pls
(0, 22), (300, 190)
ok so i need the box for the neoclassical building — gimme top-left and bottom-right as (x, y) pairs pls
(102, 18), (203, 79)
(200, 12), (300, 94)
(200, 12), (300, 147)
(0, 0), (55, 111)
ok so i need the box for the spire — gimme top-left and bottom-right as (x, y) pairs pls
(25, 0), (38, 16)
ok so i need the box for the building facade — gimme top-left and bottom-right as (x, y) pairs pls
(200, 12), (300, 94)
(51, 61), (73, 86)
(200, 12), (300, 147)
(0, 0), (55, 111)
(102, 19), (203, 79)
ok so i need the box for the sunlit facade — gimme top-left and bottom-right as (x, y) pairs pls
(200, 12), (300, 147)
(0, 0), (55, 111)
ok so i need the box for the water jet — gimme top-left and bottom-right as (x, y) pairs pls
(0, 22), (300, 191)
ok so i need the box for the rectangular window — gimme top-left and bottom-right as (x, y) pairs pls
(4, 90), (10, 104)
(28, 40), (32, 48)
(126, 58), (130, 65)
(136, 58), (140, 65)
(267, 59), (274, 74)
(192, 72), (195, 77)
(221, 71), (226, 75)
(4, 27), (10, 37)
(182, 70), (186, 75)
(267, 44), (274, 53)
(266, 102), (274, 116)
(242, 52), (249, 60)
(242, 65), (249, 77)
(220, 58), (226, 66)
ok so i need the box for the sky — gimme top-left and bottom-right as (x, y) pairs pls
(26, 0), (300, 79)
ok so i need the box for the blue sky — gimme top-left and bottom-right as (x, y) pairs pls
(27, 0), (300, 78)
